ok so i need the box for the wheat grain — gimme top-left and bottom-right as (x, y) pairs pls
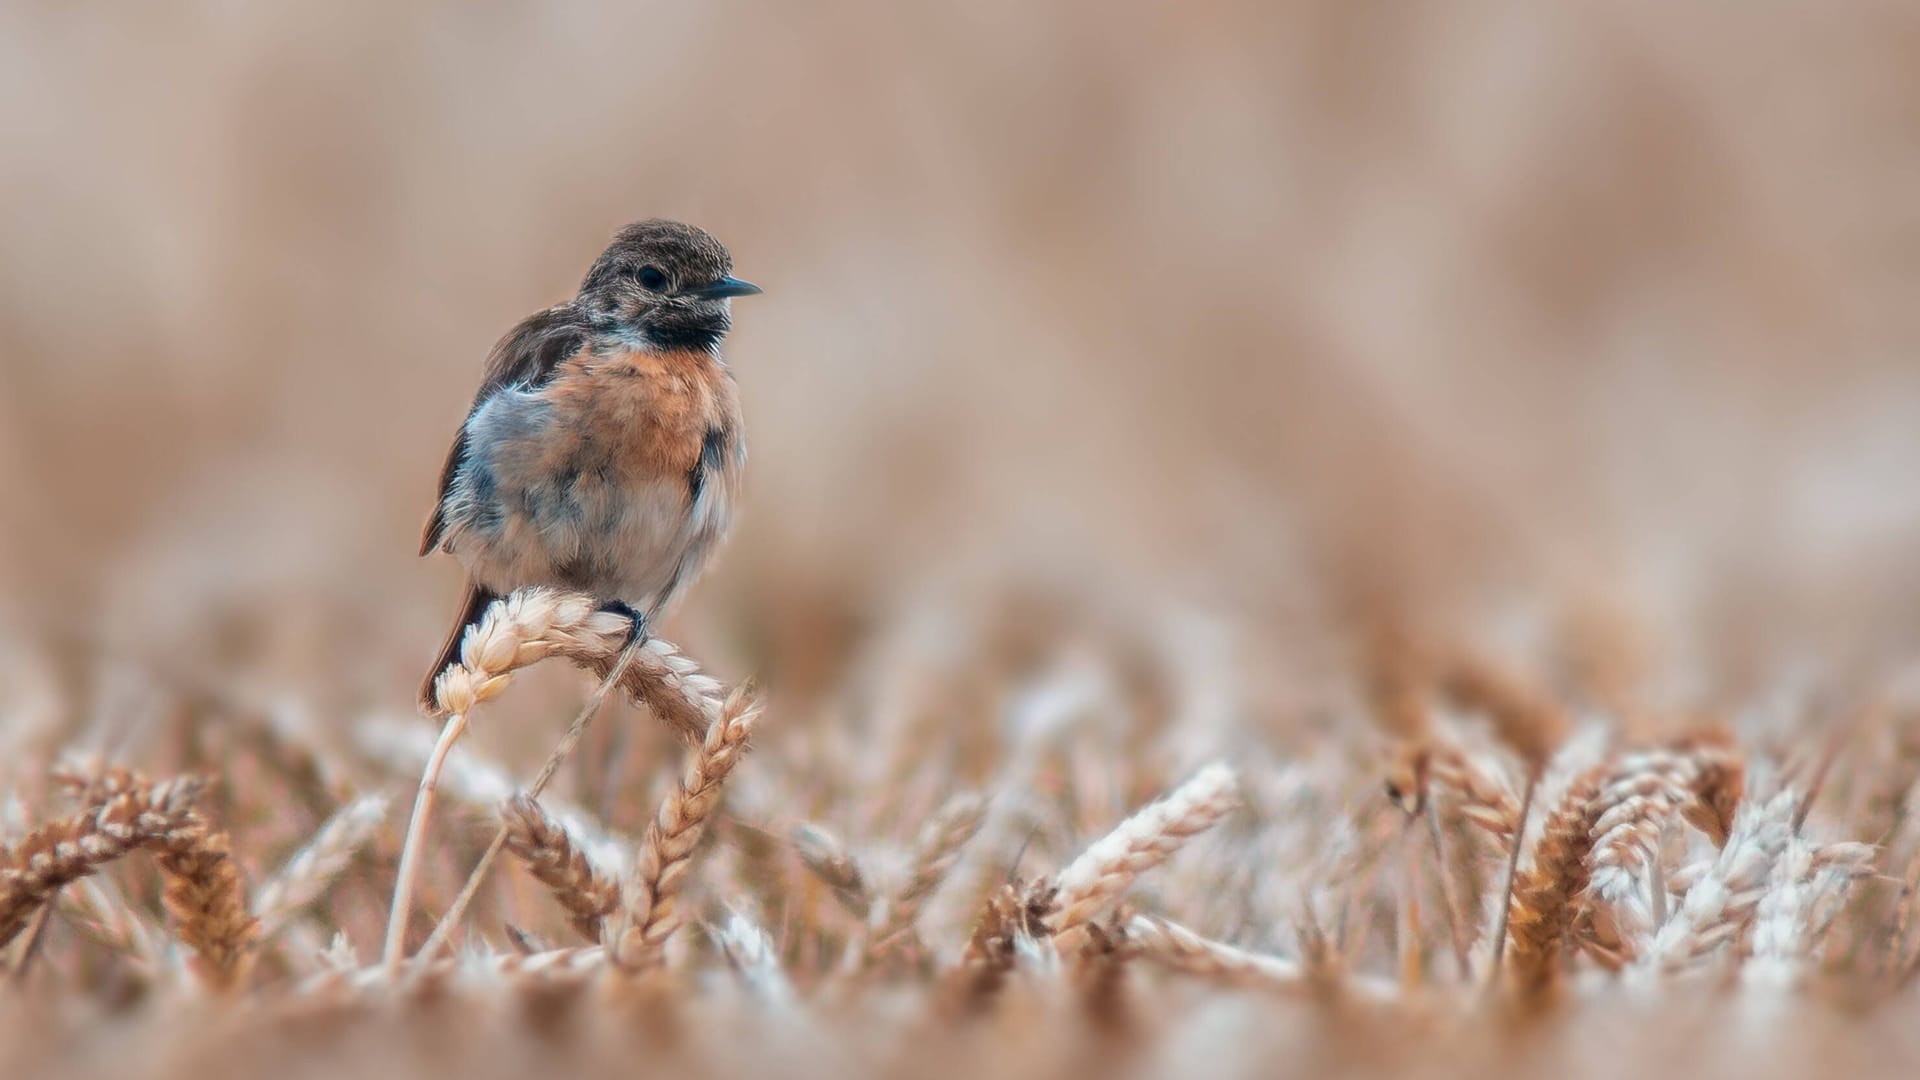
(1673, 731), (1745, 847)
(1428, 743), (1522, 847)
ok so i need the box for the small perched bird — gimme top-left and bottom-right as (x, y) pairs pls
(418, 219), (760, 709)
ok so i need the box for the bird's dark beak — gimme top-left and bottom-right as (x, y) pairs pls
(687, 275), (762, 299)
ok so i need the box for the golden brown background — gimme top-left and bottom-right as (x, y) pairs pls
(3, 1), (1919, 717)
(5, 7), (1920, 1076)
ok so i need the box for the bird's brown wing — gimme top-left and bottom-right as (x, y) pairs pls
(419, 304), (589, 556)
(419, 578), (499, 711)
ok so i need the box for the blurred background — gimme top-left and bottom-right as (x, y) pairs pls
(3, 0), (1919, 735)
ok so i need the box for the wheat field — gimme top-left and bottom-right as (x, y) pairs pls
(5, 2), (1920, 1077)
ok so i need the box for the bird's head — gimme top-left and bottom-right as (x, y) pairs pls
(577, 219), (761, 352)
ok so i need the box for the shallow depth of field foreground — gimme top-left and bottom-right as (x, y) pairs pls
(6, 3), (1920, 1078)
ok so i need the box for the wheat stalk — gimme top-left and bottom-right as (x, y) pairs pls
(1051, 763), (1238, 957)
(610, 685), (760, 971)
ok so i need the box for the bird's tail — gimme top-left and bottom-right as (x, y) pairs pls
(419, 580), (497, 712)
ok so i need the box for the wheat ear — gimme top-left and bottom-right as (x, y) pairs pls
(1746, 838), (1876, 987)
(1051, 763), (1239, 957)
(867, 791), (987, 960)
(1126, 914), (1305, 987)
(1438, 652), (1567, 770)
(1504, 764), (1605, 995)
(501, 793), (620, 943)
(1427, 744), (1523, 848)
(945, 881), (1055, 1011)
(149, 804), (260, 992)
(611, 685), (760, 971)
(791, 823), (873, 919)
(0, 777), (208, 947)
(254, 794), (389, 937)
(427, 588), (725, 743)
(1640, 791), (1799, 975)
(1580, 752), (1695, 962)
(710, 908), (793, 1002)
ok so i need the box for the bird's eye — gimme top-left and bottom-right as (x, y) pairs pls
(636, 265), (669, 291)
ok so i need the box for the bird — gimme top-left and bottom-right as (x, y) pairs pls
(417, 219), (760, 710)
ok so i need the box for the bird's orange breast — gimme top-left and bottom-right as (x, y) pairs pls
(537, 346), (738, 489)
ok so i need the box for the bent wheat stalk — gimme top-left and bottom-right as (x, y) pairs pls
(385, 588), (727, 970)
(383, 710), (468, 969)
(410, 641), (645, 968)
(427, 589), (725, 743)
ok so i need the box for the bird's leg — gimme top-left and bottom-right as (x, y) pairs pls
(597, 599), (648, 647)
